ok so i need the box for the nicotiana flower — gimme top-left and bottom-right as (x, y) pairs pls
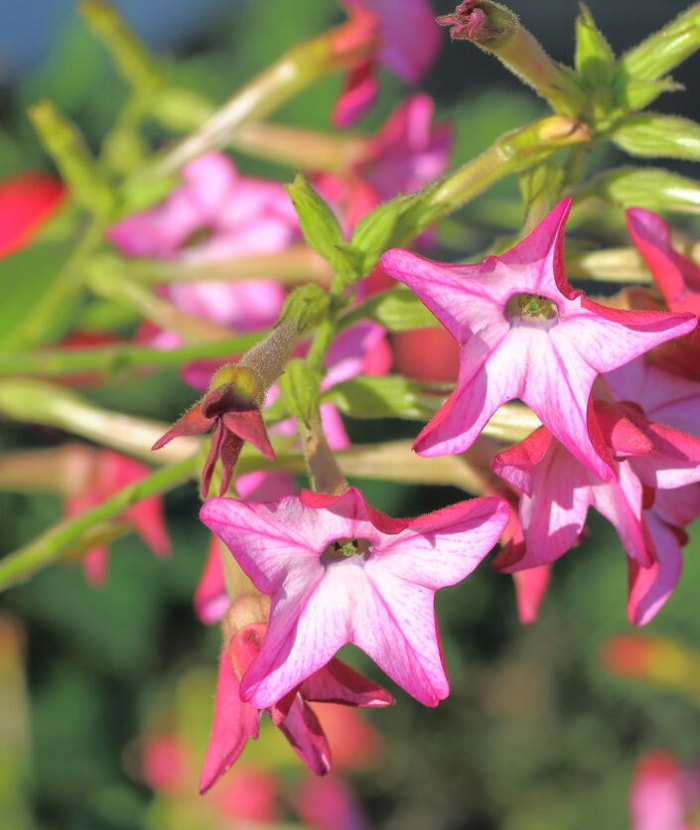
(381, 199), (697, 481)
(625, 207), (700, 382)
(492, 397), (700, 624)
(201, 620), (393, 792)
(627, 208), (700, 318)
(334, 0), (441, 126)
(629, 751), (700, 830)
(152, 363), (275, 497)
(317, 94), (451, 231)
(200, 486), (510, 708)
(108, 152), (294, 334)
(64, 448), (170, 584)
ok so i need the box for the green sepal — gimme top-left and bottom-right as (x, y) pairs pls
(616, 76), (684, 114)
(518, 160), (565, 221)
(619, 5), (700, 84)
(609, 113), (700, 161)
(328, 242), (363, 289)
(322, 375), (437, 421)
(278, 358), (322, 428)
(339, 287), (438, 333)
(285, 173), (345, 263)
(28, 100), (114, 216)
(350, 197), (403, 276)
(279, 284), (330, 335)
(583, 166), (700, 213)
(79, 0), (164, 93)
(574, 5), (616, 89)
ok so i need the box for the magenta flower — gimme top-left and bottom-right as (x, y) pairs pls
(200, 487), (509, 708)
(201, 622), (393, 792)
(65, 448), (170, 585)
(381, 199), (697, 480)
(492, 398), (700, 624)
(108, 152), (294, 332)
(318, 94), (452, 230)
(629, 751), (700, 830)
(627, 207), (700, 317)
(334, 0), (441, 125)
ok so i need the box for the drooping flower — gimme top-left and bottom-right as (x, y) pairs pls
(381, 199), (697, 481)
(626, 208), (700, 380)
(0, 172), (65, 258)
(152, 363), (275, 497)
(334, 0), (441, 126)
(64, 448), (170, 585)
(201, 620), (393, 792)
(627, 208), (700, 318)
(492, 397), (700, 624)
(200, 486), (509, 709)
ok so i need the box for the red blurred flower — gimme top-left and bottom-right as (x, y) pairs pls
(0, 172), (65, 258)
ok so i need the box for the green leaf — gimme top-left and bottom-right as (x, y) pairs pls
(278, 358), (321, 426)
(322, 375), (434, 420)
(619, 5), (700, 83)
(584, 166), (700, 213)
(609, 113), (700, 161)
(615, 76), (683, 113)
(350, 197), (403, 274)
(0, 241), (75, 351)
(285, 173), (345, 262)
(574, 5), (616, 89)
(339, 287), (438, 332)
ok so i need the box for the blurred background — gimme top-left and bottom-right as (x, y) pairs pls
(1, 1), (700, 829)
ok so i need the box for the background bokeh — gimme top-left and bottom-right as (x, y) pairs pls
(1, 1), (699, 828)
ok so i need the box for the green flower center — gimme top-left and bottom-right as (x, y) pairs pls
(321, 537), (371, 565)
(504, 293), (559, 326)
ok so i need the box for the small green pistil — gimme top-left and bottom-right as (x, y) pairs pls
(321, 537), (371, 565)
(504, 292), (559, 326)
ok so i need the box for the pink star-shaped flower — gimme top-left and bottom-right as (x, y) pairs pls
(380, 199), (697, 481)
(200, 487), (509, 709)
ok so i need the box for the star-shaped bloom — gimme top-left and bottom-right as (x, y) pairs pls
(201, 621), (393, 792)
(200, 487), (509, 709)
(381, 199), (697, 481)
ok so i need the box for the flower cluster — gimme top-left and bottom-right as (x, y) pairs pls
(5, 0), (700, 824)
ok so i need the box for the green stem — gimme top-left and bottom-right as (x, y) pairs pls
(0, 217), (106, 353)
(0, 332), (260, 379)
(0, 455), (196, 592)
(425, 116), (590, 225)
(144, 17), (378, 178)
(0, 378), (198, 463)
(119, 245), (331, 286)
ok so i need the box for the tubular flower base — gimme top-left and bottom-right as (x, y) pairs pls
(200, 486), (510, 709)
